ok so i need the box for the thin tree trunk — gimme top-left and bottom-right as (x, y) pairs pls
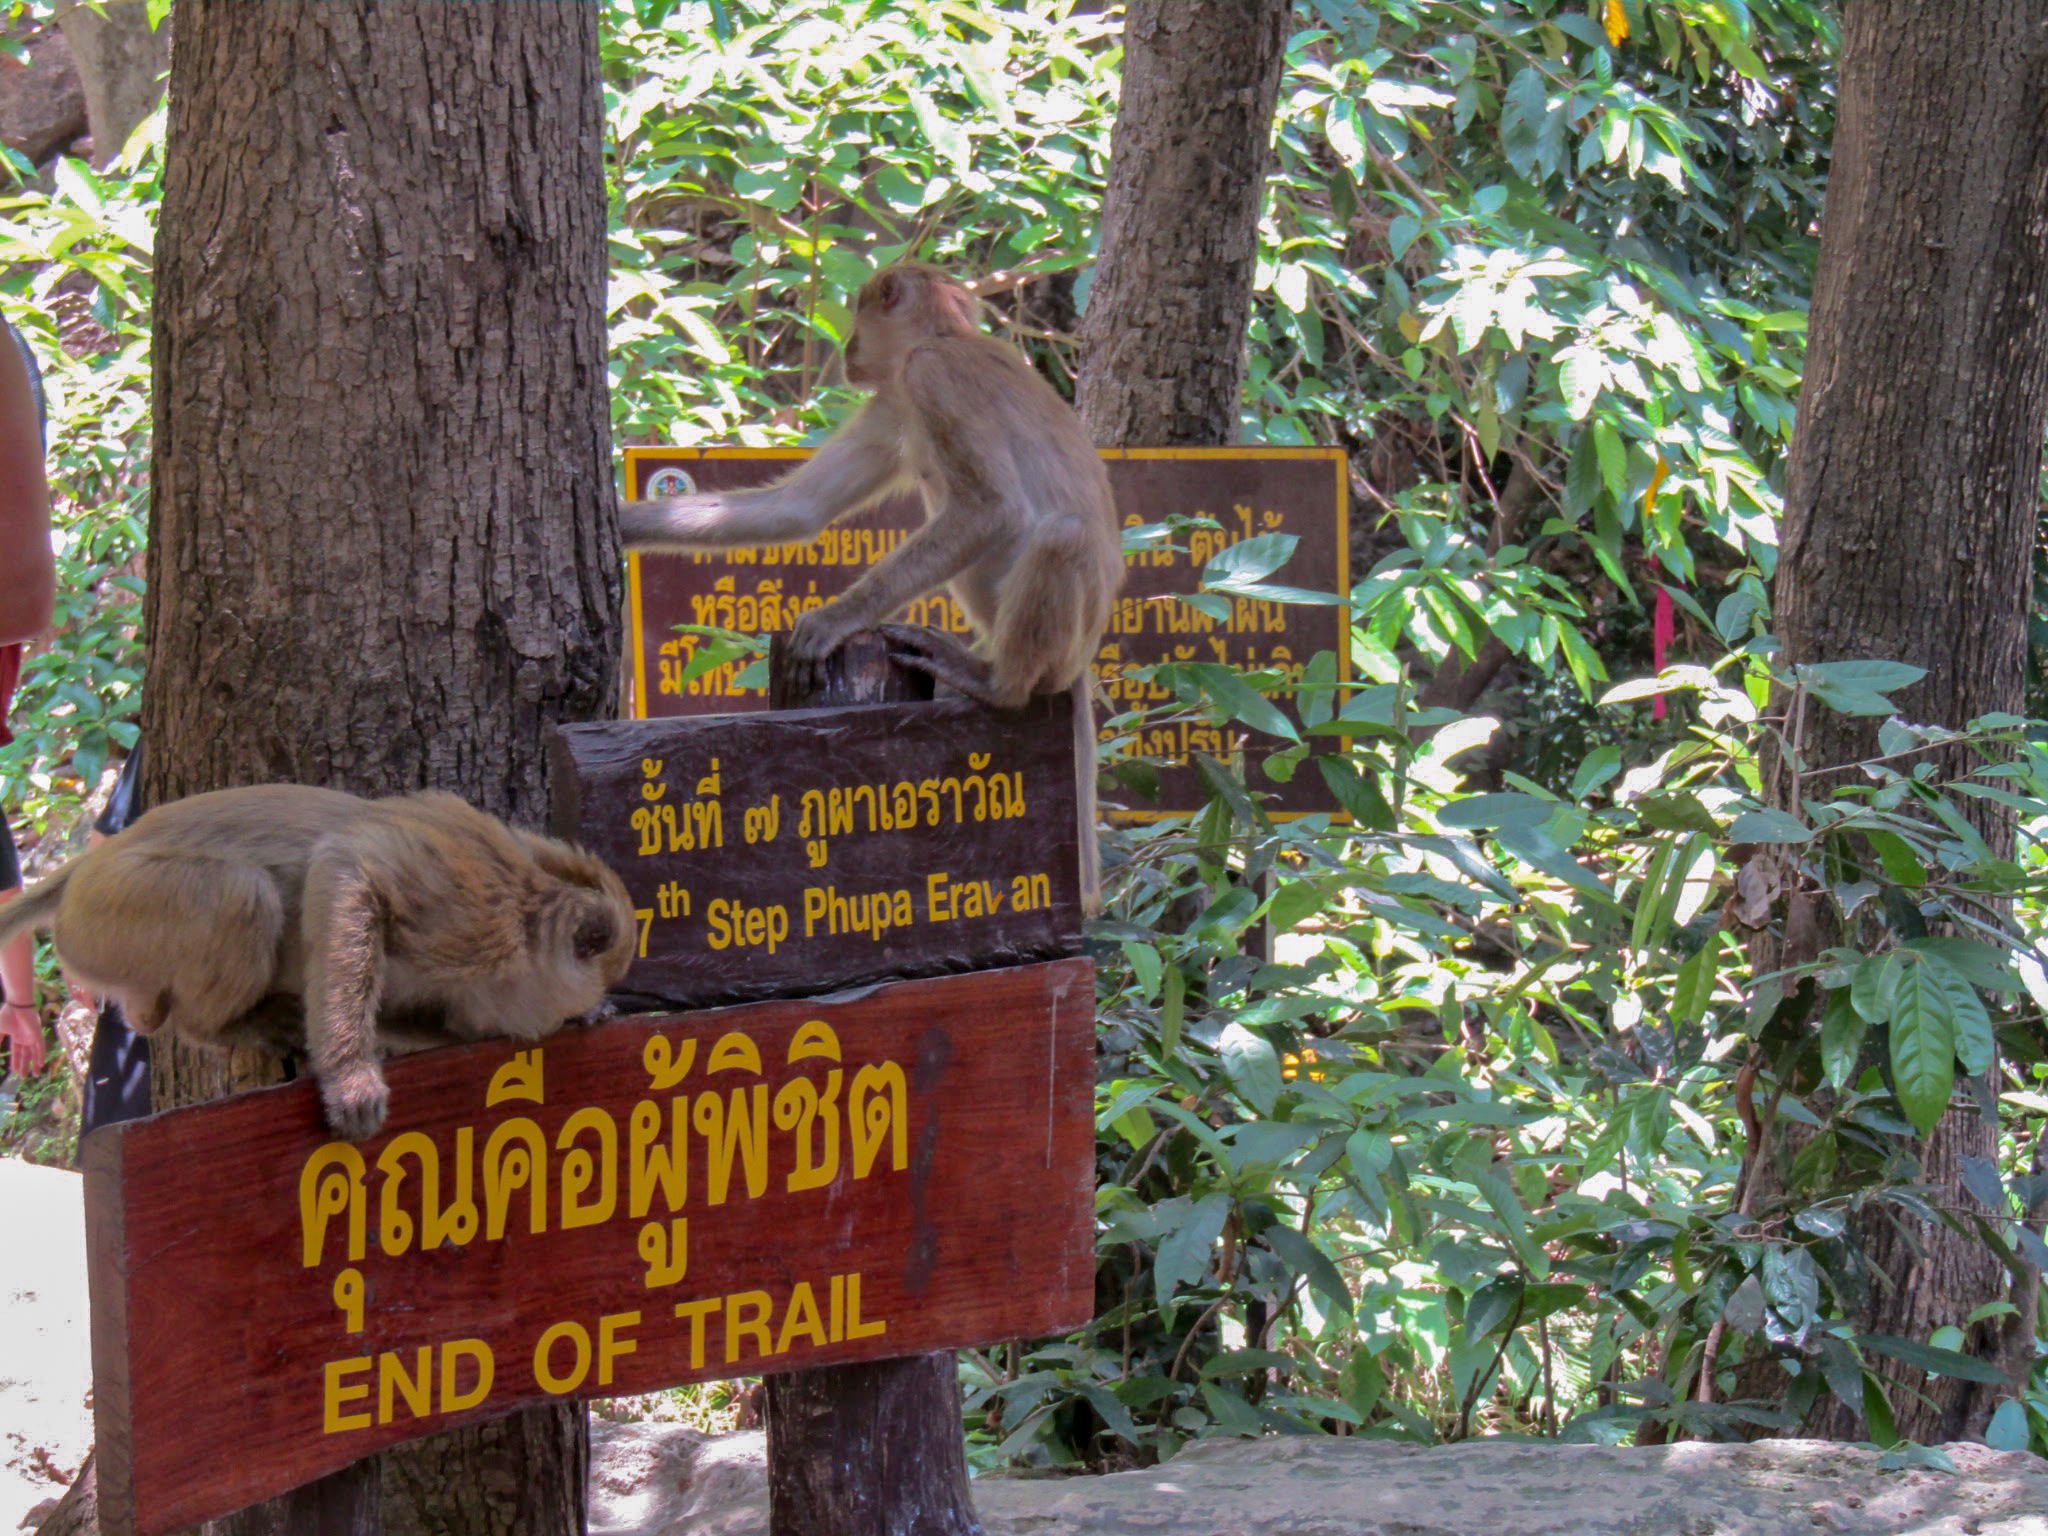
(1075, 0), (1291, 448)
(142, 3), (614, 1532)
(759, 634), (978, 1536)
(1742, 2), (2048, 1445)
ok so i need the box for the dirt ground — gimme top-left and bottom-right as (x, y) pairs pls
(0, 1159), (91, 1530)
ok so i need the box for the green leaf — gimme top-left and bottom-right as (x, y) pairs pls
(1570, 744), (1622, 799)
(1217, 1023), (1284, 1116)
(1672, 941), (1718, 1027)
(1466, 1274), (1523, 1339)
(1190, 663), (1298, 741)
(1162, 965), (1186, 1061)
(1437, 792), (1556, 832)
(1154, 1193), (1232, 1308)
(1725, 809), (1811, 844)
(1850, 952), (1902, 1024)
(1265, 1225), (1353, 1317)
(1318, 757), (1394, 829)
(1888, 953), (1958, 1136)
(1797, 660), (1927, 694)
(1986, 1399), (2031, 1452)
(1864, 829), (1927, 888)
(1820, 993), (1867, 1091)
(1856, 1333), (2008, 1385)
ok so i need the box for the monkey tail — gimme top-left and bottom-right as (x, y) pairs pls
(0, 865), (71, 949)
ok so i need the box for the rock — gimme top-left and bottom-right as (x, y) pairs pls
(586, 1425), (2048, 1536)
(589, 1422), (767, 1536)
(0, 23), (87, 167)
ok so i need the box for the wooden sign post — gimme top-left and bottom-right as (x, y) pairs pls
(84, 638), (1099, 1536)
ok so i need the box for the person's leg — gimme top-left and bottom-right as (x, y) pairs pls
(0, 817), (45, 1077)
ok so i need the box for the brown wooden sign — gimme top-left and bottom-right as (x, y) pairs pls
(83, 959), (1096, 1536)
(550, 696), (1082, 1009)
(623, 446), (1351, 817)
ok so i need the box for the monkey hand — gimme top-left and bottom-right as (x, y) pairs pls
(878, 623), (1005, 706)
(780, 604), (868, 697)
(573, 998), (620, 1027)
(319, 1061), (391, 1142)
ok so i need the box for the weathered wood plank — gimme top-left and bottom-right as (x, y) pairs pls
(550, 691), (1083, 1010)
(84, 960), (1096, 1536)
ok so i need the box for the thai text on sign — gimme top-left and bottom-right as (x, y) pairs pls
(550, 695), (1083, 1008)
(623, 446), (1351, 816)
(84, 961), (1096, 1536)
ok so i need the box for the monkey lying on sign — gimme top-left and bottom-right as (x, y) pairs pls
(620, 262), (1123, 910)
(0, 785), (636, 1141)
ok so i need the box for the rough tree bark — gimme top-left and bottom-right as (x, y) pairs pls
(757, 637), (980, 1536)
(141, 3), (614, 1532)
(1744, 4), (2048, 1445)
(1075, 0), (1292, 448)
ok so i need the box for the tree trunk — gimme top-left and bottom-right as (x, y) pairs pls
(1748, 3), (2048, 1445)
(53, 0), (167, 168)
(760, 633), (978, 1536)
(1074, 0), (1291, 448)
(142, 3), (614, 1533)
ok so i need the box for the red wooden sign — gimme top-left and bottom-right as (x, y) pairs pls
(83, 960), (1096, 1536)
(622, 446), (1350, 817)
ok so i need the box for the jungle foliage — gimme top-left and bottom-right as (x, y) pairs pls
(5, 0), (2047, 1471)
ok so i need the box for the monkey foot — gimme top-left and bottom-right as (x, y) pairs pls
(319, 1063), (391, 1142)
(877, 624), (1003, 705)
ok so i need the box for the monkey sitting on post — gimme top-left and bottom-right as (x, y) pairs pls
(620, 261), (1123, 910)
(0, 784), (636, 1141)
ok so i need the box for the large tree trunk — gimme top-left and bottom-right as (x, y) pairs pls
(1075, 0), (1291, 448)
(1747, 4), (2048, 1445)
(142, 3), (614, 1532)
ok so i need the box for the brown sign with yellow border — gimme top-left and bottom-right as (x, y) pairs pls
(623, 447), (1350, 817)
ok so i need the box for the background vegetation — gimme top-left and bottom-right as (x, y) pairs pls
(7, 0), (2047, 1472)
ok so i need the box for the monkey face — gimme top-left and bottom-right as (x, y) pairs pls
(557, 872), (637, 992)
(844, 263), (978, 389)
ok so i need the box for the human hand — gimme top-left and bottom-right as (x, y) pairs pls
(0, 1000), (45, 1077)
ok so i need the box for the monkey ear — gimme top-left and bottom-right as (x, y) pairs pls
(873, 269), (910, 311)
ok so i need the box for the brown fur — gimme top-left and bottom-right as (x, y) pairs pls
(620, 261), (1123, 907)
(0, 785), (637, 1140)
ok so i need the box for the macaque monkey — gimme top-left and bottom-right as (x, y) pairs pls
(0, 784), (636, 1141)
(620, 262), (1122, 907)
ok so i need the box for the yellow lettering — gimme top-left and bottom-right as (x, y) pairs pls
(439, 1339), (494, 1413)
(332, 1267), (365, 1333)
(378, 1346), (432, 1424)
(845, 1272), (885, 1341)
(673, 1297), (718, 1369)
(598, 1311), (640, 1387)
(927, 871), (951, 923)
(776, 1282), (828, 1354)
(725, 1290), (774, 1364)
(324, 1357), (372, 1434)
(535, 1321), (592, 1395)
(707, 898), (790, 955)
